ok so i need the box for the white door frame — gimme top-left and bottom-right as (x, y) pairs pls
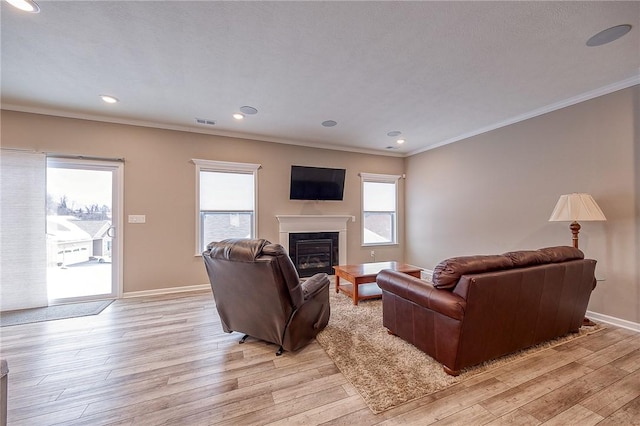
(46, 157), (124, 302)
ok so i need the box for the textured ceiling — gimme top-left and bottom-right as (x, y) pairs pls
(2, 1), (639, 156)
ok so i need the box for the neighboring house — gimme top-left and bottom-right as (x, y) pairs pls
(202, 212), (252, 246)
(46, 217), (112, 266)
(71, 219), (112, 261)
(46, 216), (92, 266)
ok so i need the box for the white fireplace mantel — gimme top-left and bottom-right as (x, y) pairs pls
(276, 215), (355, 265)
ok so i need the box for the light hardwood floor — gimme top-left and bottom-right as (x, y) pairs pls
(1, 290), (639, 425)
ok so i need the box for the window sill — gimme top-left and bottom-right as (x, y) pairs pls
(362, 242), (399, 248)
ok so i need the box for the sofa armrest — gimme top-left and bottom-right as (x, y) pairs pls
(377, 270), (466, 321)
(301, 273), (330, 300)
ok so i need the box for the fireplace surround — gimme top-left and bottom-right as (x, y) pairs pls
(276, 215), (354, 273)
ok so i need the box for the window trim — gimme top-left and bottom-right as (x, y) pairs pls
(193, 159), (261, 256)
(360, 172), (401, 247)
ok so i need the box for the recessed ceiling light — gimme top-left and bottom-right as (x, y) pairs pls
(396, 139), (405, 144)
(100, 95), (119, 104)
(6, 0), (40, 13)
(387, 131), (402, 137)
(239, 106), (258, 115)
(586, 24), (632, 47)
(321, 120), (337, 127)
(233, 113), (244, 120)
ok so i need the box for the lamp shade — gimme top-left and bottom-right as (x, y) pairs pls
(548, 193), (606, 222)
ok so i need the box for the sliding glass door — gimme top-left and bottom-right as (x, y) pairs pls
(46, 158), (123, 303)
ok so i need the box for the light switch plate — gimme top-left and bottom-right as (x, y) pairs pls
(128, 214), (146, 224)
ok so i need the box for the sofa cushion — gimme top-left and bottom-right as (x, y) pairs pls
(502, 250), (552, 267)
(538, 246), (584, 262)
(432, 255), (514, 289)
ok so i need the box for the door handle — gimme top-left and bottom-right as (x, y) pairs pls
(107, 226), (116, 238)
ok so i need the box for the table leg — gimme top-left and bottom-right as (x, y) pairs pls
(353, 280), (358, 305)
(335, 275), (340, 293)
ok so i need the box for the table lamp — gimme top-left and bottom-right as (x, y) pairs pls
(548, 193), (606, 249)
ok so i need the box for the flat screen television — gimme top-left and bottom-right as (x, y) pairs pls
(290, 165), (346, 201)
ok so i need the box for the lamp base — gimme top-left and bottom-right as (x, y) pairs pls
(570, 221), (581, 249)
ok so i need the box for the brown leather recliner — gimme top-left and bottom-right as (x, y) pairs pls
(202, 238), (330, 355)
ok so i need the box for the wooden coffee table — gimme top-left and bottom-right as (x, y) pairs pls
(333, 261), (422, 305)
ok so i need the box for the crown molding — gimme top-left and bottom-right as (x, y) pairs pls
(407, 75), (640, 156)
(0, 104), (405, 158)
(4, 74), (638, 159)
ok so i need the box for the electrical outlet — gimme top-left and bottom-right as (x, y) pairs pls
(370, 250), (375, 257)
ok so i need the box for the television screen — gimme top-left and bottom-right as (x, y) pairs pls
(290, 165), (346, 201)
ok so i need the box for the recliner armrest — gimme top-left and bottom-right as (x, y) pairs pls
(301, 273), (330, 300)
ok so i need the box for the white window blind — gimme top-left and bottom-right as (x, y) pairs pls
(1, 150), (48, 311)
(361, 172), (400, 246)
(193, 159), (260, 254)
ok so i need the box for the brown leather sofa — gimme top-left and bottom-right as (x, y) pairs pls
(203, 238), (330, 355)
(377, 246), (596, 375)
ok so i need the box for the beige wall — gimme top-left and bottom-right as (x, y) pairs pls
(405, 85), (639, 324)
(1, 111), (404, 293)
(3, 86), (638, 324)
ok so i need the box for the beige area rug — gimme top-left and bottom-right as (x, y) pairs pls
(315, 286), (603, 414)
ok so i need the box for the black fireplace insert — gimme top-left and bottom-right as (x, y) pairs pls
(289, 232), (339, 277)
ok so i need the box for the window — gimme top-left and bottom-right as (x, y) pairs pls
(361, 173), (400, 246)
(193, 159), (260, 254)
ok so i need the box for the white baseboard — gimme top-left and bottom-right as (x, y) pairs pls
(586, 310), (640, 333)
(123, 284), (210, 299)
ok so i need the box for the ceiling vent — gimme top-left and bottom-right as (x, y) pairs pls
(195, 118), (216, 126)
